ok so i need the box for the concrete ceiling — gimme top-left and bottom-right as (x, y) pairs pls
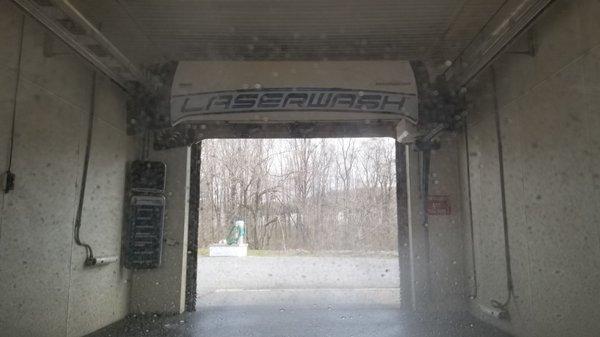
(71, 0), (506, 68)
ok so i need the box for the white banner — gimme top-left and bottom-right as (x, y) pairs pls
(170, 61), (418, 125)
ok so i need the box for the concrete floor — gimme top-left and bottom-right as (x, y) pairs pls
(88, 256), (511, 336)
(88, 289), (512, 337)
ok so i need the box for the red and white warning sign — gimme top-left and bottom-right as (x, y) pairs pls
(427, 195), (451, 215)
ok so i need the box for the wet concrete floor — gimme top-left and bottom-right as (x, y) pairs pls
(88, 289), (511, 337)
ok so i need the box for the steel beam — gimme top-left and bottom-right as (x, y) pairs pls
(12, 0), (145, 90)
(445, 0), (555, 88)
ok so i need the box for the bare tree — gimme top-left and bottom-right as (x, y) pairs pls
(198, 138), (398, 252)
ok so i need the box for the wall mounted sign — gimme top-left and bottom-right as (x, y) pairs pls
(171, 88), (415, 124)
(427, 195), (451, 215)
(169, 61), (419, 125)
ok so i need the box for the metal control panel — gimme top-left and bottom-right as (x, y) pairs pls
(126, 196), (165, 269)
(125, 161), (167, 269)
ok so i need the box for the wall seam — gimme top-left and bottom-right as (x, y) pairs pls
(96, 114), (127, 135)
(93, 75), (129, 133)
(2, 67), (92, 112)
(495, 41), (600, 110)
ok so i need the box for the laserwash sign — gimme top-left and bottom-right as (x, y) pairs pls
(170, 61), (419, 125)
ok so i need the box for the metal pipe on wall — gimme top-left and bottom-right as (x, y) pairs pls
(489, 66), (515, 311)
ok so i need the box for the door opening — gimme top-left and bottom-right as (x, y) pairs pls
(186, 138), (409, 332)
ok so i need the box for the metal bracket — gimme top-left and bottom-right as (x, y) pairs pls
(506, 29), (537, 57)
(415, 139), (441, 152)
(396, 119), (417, 144)
(43, 32), (73, 57)
(84, 255), (119, 267)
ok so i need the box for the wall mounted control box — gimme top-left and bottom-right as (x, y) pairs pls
(126, 195), (166, 269)
(125, 161), (167, 269)
(130, 160), (166, 193)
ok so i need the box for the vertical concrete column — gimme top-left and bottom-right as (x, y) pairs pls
(396, 142), (413, 310)
(403, 135), (467, 313)
(130, 146), (191, 314)
(427, 135), (467, 312)
(405, 144), (431, 311)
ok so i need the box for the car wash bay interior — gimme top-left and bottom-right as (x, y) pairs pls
(0, 1), (599, 337)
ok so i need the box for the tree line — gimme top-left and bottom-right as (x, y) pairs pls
(198, 138), (399, 252)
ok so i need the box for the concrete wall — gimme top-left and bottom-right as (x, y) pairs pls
(427, 135), (468, 311)
(0, 2), (135, 336)
(130, 146), (190, 315)
(405, 135), (467, 312)
(462, 1), (600, 336)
